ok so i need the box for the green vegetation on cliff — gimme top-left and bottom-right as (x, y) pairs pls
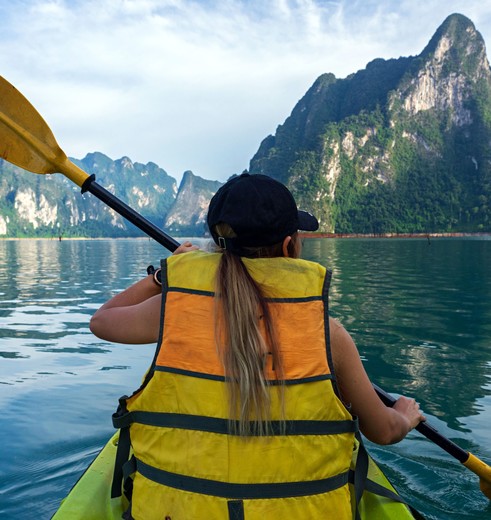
(250, 13), (491, 233)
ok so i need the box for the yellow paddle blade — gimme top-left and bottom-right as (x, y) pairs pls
(0, 75), (89, 187)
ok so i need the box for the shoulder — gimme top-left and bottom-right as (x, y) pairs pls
(166, 249), (218, 265)
(243, 257), (328, 297)
(329, 316), (346, 335)
(165, 251), (221, 291)
(330, 317), (356, 352)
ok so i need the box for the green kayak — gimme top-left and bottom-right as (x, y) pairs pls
(52, 432), (423, 519)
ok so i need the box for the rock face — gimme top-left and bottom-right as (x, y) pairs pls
(400, 16), (490, 121)
(250, 13), (491, 233)
(164, 171), (223, 236)
(14, 189), (57, 229)
(0, 152), (223, 238)
(0, 152), (178, 237)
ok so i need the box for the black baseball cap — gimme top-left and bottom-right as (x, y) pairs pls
(207, 173), (318, 252)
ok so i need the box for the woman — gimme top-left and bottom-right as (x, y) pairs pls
(91, 173), (425, 520)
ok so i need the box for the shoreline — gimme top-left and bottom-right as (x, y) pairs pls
(299, 231), (491, 239)
(1, 232), (490, 242)
(0, 236), (155, 241)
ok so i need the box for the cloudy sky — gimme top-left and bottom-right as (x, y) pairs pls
(1, 0), (491, 184)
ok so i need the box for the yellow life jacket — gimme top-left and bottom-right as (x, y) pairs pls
(112, 251), (360, 520)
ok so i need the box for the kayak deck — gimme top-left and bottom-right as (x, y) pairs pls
(53, 433), (126, 520)
(52, 432), (420, 519)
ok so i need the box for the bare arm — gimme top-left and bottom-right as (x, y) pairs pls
(330, 317), (425, 445)
(90, 275), (162, 344)
(90, 241), (198, 344)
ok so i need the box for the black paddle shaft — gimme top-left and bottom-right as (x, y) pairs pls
(81, 175), (180, 252)
(373, 384), (469, 464)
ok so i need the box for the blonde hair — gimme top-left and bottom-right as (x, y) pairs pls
(213, 223), (301, 436)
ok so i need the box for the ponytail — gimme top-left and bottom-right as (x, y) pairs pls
(213, 225), (300, 436)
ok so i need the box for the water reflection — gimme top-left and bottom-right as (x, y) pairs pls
(304, 238), (491, 431)
(0, 239), (172, 383)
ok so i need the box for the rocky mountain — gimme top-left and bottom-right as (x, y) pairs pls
(250, 13), (491, 233)
(1, 13), (490, 238)
(0, 152), (177, 237)
(0, 153), (222, 238)
(164, 170), (223, 236)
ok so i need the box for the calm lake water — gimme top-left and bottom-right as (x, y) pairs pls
(0, 237), (491, 519)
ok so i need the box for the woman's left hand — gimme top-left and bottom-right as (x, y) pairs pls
(173, 241), (199, 255)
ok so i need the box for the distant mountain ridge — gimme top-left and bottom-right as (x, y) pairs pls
(0, 153), (221, 238)
(1, 13), (490, 238)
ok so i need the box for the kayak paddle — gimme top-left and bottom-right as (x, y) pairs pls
(1, 74), (490, 501)
(373, 384), (491, 499)
(0, 75), (179, 252)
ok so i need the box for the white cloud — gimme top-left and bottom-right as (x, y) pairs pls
(1, 0), (491, 182)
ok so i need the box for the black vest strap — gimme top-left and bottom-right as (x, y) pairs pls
(353, 432), (370, 520)
(154, 365), (334, 385)
(227, 500), (245, 520)
(135, 457), (350, 499)
(348, 433), (410, 520)
(111, 425), (131, 498)
(363, 477), (406, 504)
(112, 410), (359, 436)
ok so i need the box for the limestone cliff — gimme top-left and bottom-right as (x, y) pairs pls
(250, 13), (491, 233)
(164, 171), (223, 236)
(0, 153), (177, 237)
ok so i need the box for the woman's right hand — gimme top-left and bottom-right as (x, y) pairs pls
(393, 396), (426, 431)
